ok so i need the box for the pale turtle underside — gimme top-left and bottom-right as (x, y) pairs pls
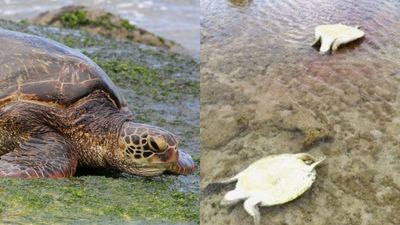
(312, 24), (365, 53)
(218, 153), (325, 225)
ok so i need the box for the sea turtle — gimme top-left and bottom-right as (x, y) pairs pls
(219, 153), (325, 225)
(312, 24), (365, 53)
(0, 29), (195, 178)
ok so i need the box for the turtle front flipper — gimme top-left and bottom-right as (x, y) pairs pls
(0, 132), (77, 178)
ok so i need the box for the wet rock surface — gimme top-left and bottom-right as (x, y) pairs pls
(201, 0), (400, 224)
(0, 19), (199, 224)
(29, 5), (186, 54)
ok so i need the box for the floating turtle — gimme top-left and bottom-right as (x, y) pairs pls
(312, 24), (365, 53)
(219, 153), (325, 225)
(0, 29), (195, 178)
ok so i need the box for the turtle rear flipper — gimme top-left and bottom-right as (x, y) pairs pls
(0, 132), (77, 178)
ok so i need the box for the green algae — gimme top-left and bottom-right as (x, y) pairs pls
(301, 127), (332, 148)
(120, 19), (136, 31)
(0, 176), (199, 224)
(59, 9), (133, 31)
(95, 59), (199, 101)
(60, 9), (90, 28)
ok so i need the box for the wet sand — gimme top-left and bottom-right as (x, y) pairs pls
(201, 0), (400, 224)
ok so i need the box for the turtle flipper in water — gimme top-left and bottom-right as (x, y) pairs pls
(0, 132), (77, 178)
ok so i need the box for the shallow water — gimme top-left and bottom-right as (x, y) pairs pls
(201, 0), (400, 224)
(0, 0), (199, 57)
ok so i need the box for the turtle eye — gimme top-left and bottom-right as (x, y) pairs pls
(148, 136), (168, 152)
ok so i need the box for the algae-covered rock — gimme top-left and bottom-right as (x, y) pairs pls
(29, 5), (187, 55)
(281, 109), (333, 148)
(0, 19), (199, 225)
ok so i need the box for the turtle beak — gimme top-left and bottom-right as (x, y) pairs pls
(148, 148), (196, 175)
(165, 149), (196, 175)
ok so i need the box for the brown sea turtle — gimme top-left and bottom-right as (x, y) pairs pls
(0, 29), (195, 178)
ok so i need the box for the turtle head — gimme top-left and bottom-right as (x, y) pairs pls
(113, 122), (196, 176)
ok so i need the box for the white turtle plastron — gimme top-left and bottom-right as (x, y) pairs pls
(219, 153), (325, 225)
(313, 24), (365, 53)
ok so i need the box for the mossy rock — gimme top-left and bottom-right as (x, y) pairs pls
(301, 127), (332, 147)
(30, 5), (185, 53)
(281, 109), (334, 148)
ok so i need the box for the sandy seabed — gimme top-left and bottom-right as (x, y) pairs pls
(201, 0), (400, 224)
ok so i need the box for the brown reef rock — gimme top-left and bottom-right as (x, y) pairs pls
(30, 5), (185, 53)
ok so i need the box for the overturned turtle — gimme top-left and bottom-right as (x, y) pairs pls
(219, 153), (325, 225)
(312, 24), (365, 53)
(0, 29), (195, 178)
